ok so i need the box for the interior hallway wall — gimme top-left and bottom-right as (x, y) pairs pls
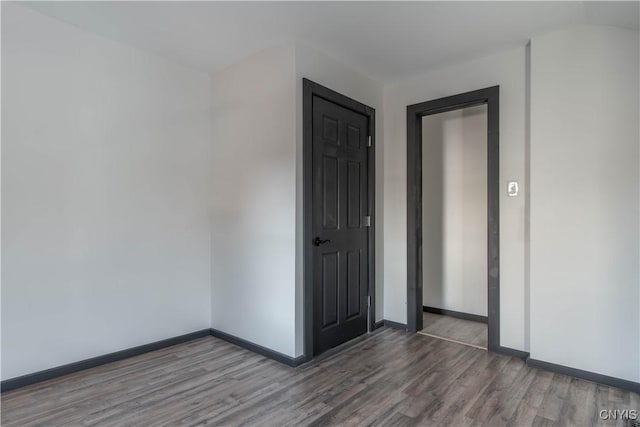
(2, 3), (212, 380)
(422, 106), (488, 317)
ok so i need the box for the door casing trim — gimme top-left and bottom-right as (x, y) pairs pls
(302, 78), (376, 361)
(406, 86), (500, 351)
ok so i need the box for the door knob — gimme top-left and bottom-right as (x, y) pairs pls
(313, 237), (331, 246)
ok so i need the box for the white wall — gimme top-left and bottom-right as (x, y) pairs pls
(1, 4), (212, 380)
(529, 26), (639, 382)
(383, 47), (527, 350)
(210, 45), (298, 357)
(422, 106), (488, 317)
(294, 43), (384, 356)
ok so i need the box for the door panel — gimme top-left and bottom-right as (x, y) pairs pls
(312, 96), (369, 355)
(347, 161), (361, 228)
(322, 156), (339, 229)
(346, 250), (361, 319)
(321, 252), (339, 328)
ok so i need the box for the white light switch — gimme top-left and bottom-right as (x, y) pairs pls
(507, 181), (519, 197)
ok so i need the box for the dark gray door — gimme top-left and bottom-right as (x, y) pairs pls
(312, 96), (369, 355)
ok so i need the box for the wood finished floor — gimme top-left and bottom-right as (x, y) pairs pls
(2, 327), (638, 426)
(420, 312), (488, 348)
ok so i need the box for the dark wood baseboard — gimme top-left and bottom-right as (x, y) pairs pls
(1, 329), (211, 392)
(5, 326), (637, 397)
(527, 358), (640, 394)
(209, 328), (304, 367)
(383, 320), (408, 330)
(374, 320), (385, 330)
(423, 306), (488, 324)
(495, 346), (530, 360)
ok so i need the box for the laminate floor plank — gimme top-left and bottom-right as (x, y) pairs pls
(429, 352), (509, 426)
(2, 328), (637, 427)
(536, 374), (573, 422)
(506, 368), (555, 426)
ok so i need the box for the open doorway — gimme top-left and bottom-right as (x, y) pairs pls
(406, 86), (500, 352)
(419, 104), (488, 349)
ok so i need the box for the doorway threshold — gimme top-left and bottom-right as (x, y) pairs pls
(417, 330), (487, 351)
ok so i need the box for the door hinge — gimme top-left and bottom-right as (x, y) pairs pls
(364, 216), (371, 227)
(368, 135), (372, 147)
(368, 295), (371, 307)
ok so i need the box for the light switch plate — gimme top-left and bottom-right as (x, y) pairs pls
(507, 181), (519, 197)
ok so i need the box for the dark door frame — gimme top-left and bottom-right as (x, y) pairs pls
(406, 86), (500, 352)
(302, 78), (376, 361)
